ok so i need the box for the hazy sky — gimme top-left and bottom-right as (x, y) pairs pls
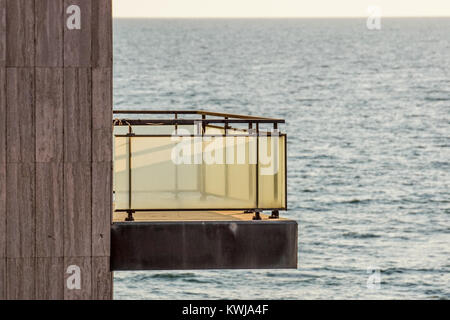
(113, 0), (450, 18)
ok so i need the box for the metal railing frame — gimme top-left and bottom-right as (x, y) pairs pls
(113, 110), (287, 221)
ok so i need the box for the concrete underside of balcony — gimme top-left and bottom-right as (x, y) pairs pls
(111, 211), (298, 271)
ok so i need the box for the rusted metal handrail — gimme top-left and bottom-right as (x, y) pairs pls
(113, 119), (284, 125)
(113, 110), (285, 133)
(113, 109), (285, 122)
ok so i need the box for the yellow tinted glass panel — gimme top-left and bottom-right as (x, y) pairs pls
(113, 129), (286, 210)
(113, 136), (130, 210)
(258, 135), (286, 209)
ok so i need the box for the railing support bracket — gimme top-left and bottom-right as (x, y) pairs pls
(125, 210), (135, 222)
(269, 210), (280, 219)
(252, 210), (262, 221)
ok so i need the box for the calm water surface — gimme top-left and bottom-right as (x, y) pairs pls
(113, 18), (450, 299)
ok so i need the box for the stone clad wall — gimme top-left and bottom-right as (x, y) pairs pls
(0, 0), (112, 300)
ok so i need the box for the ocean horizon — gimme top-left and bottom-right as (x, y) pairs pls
(113, 17), (450, 300)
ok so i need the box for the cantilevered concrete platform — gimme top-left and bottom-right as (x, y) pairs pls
(111, 212), (298, 270)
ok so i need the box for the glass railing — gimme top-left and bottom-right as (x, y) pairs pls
(113, 111), (287, 217)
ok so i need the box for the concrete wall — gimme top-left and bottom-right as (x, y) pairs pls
(0, 0), (112, 300)
(112, 221), (298, 271)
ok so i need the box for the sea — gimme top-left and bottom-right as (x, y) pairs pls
(113, 18), (450, 299)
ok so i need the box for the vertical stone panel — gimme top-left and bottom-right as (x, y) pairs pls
(36, 163), (63, 258)
(6, 68), (35, 261)
(64, 68), (91, 163)
(92, 68), (112, 260)
(64, 0), (91, 67)
(0, 68), (5, 259)
(6, 163), (35, 258)
(0, 163), (4, 259)
(92, 162), (111, 257)
(0, 258), (5, 299)
(0, 0), (6, 66)
(35, 68), (64, 260)
(6, 258), (35, 300)
(92, 0), (112, 68)
(90, 0), (113, 297)
(64, 162), (91, 257)
(63, 66), (92, 262)
(36, 68), (63, 163)
(36, 257), (64, 299)
(0, 68), (6, 163)
(92, 68), (112, 163)
(92, 256), (112, 300)
(36, 0), (64, 67)
(6, 68), (34, 163)
(6, 0), (34, 67)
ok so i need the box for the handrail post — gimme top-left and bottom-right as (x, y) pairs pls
(273, 122), (279, 211)
(175, 112), (178, 134)
(200, 115), (206, 200)
(175, 112), (179, 199)
(126, 125), (135, 221)
(224, 117), (229, 198)
(202, 114), (206, 135)
(255, 123), (260, 211)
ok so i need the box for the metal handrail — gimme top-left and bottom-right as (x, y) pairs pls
(113, 119), (284, 126)
(113, 109), (285, 122)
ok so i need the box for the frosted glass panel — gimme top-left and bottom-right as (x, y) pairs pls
(113, 127), (286, 210)
(113, 137), (129, 210)
(258, 135), (286, 209)
(204, 136), (257, 208)
(126, 136), (257, 210)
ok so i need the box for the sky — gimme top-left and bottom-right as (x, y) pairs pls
(113, 0), (450, 18)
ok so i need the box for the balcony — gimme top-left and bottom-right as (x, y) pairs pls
(110, 110), (297, 270)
